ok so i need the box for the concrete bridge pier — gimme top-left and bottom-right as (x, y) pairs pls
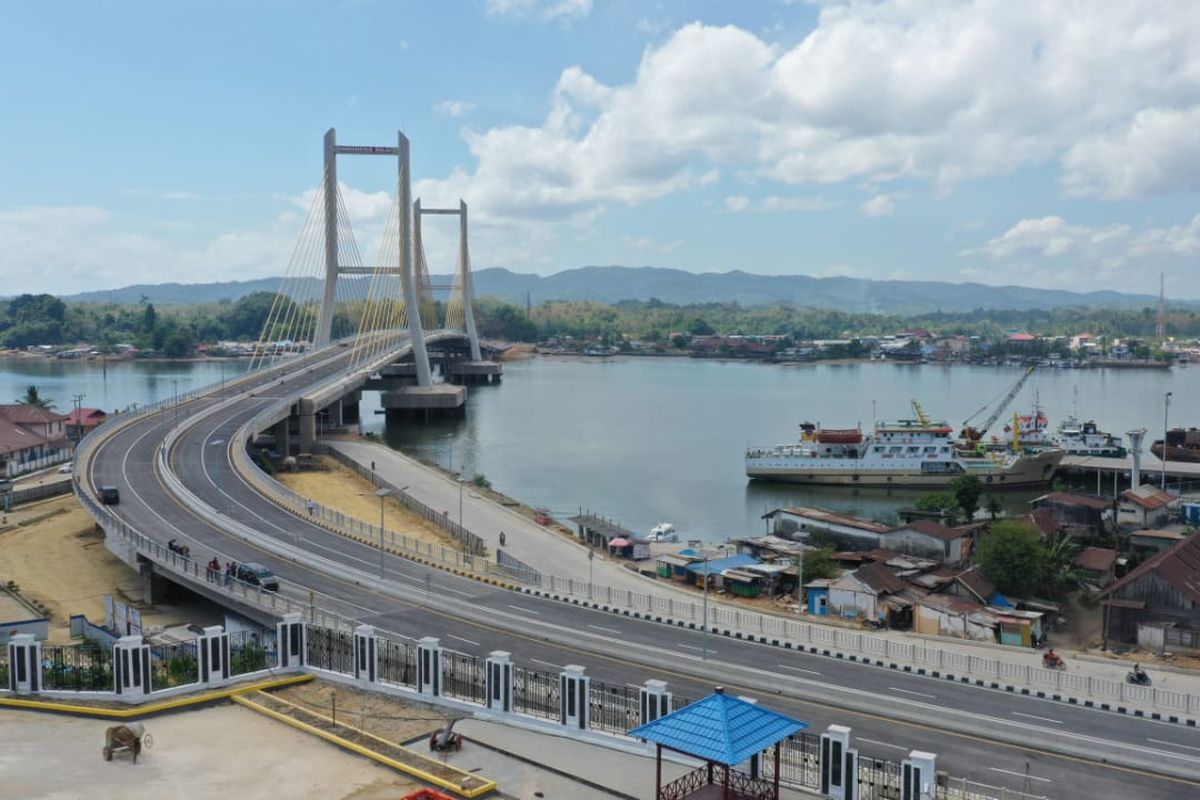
(380, 385), (466, 421)
(297, 398), (317, 454)
(273, 420), (291, 455)
(448, 360), (503, 385)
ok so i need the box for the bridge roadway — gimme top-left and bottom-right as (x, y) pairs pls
(86, 356), (1200, 800)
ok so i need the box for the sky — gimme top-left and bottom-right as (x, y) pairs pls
(1, 0), (1199, 298)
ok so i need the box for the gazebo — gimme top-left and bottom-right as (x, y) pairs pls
(627, 687), (808, 800)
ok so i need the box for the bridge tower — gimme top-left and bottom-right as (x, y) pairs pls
(314, 128), (433, 387)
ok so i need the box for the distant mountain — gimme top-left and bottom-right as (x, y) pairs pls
(55, 266), (1189, 315)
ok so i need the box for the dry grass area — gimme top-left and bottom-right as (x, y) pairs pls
(0, 497), (145, 641)
(273, 679), (450, 745)
(274, 456), (456, 549)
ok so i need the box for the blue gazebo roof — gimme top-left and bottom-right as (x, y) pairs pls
(627, 690), (807, 766)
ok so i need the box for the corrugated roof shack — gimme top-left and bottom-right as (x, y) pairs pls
(1030, 492), (1114, 538)
(569, 512), (637, 549)
(1101, 529), (1200, 651)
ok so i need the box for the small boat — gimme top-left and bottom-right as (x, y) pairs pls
(648, 522), (679, 543)
(1054, 416), (1126, 457)
(1151, 428), (1200, 463)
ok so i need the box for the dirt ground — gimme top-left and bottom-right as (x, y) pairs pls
(274, 456), (456, 549)
(0, 496), (206, 642)
(0, 704), (421, 800)
(272, 680), (449, 745)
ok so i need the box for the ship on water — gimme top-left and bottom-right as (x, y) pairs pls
(1152, 428), (1200, 463)
(745, 413), (1063, 488)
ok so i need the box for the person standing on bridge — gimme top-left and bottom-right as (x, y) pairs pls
(305, 499), (316, 515)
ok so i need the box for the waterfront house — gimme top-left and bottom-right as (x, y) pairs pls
(63, 406), (107, 437)
(684, 554), (760, 590)
(732, 535), (808, 563)
(1101, 529), (1200, 650)
(765, 507), (893, 549)
(1030, 492), (1113, 538)
(1118, 484), (1178, 529)
(655, 552), (700, 581)
(0, 405), (71, 478)
(828, 561), (904, 622)
(878, 520), (970, 565)
(1074, 547), (1117, 588)
(913, 595), (996, 642)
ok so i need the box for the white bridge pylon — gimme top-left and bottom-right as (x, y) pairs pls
(251, 128), (482, 384)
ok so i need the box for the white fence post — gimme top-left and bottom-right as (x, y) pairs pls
(6, 634), (42, 694)
(818, 724), (855, 800)
(418, 636), (442, 697)
(198, 625), (229, 686)
(277, 612), (305, 670)
(901, 750), (937, 800)
(114, 634), (152, 697)
(485, 650), (513, 713)
(640, 678), (672, 724)
(354, 624), (377, 685)
(559, 664), (590, 730)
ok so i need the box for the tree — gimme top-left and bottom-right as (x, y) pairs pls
(16, 385), (54, 410)
(800, 547), (839, 581)
(950, 474), (983, 522)
(1039, 533), (1087, 599)
(985, 495), (1004, 521)
(688, 317), (715, 336)
(977, 520), (1046, 597)
(914, 491), (960, 525)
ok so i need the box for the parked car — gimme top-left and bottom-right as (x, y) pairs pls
(57, 464), (73, 474)
(236, 562), (280, 592)
(99, 486), (120, 505)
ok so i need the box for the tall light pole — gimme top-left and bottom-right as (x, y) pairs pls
(71, 393), (85, 444)
(702, 553), (711, 661)
(587, 549), (594, 599)
(172, 378), (179, 427)
(376, 488), (390, 578)
(458, 470), (464, 529)
(1162, 391), (1172, 490)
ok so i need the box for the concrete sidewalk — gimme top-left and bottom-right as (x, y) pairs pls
(329, 438), (696, 600)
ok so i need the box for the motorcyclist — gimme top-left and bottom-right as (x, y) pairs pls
(1042, 648), (1061, 667)
(1132, 663), (1146, 682)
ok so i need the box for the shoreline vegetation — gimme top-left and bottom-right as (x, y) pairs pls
(1, 291), (1194, 366)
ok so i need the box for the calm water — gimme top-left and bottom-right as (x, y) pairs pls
(0, 358), (248, 416)
(5, 355), (1190, 543)
(364, 357), (1195, 542)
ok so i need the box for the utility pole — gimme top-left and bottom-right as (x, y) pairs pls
(1162, 392), (1172, 490)
(71, 393), (85, 444)
(376, 488), (390, 578)
(172, 378), (179, 427)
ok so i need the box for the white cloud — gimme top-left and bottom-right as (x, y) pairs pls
(858, 194), (895, 217)
(425, 4), (1200, 237)
(969, 214), (1200, 275)
(1061, 105), (1200, 198)
(622, 234), (683, 254)
(434, 100), (474, 118)
(724, 194), (835, 213)
(485, 0), (592, 22)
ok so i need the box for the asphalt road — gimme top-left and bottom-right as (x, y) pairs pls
(85, 356), (1200, 800)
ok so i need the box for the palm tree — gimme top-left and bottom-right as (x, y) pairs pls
(16, 385), (54, 410)
(985, 495), (1004, 521)
(1039, 533), (1086, 599)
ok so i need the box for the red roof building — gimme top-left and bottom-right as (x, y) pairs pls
(0, 405), (72, 478)
(64, 407), (107, 432)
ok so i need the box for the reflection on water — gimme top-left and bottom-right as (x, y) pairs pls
(362, 357), (1190, 543)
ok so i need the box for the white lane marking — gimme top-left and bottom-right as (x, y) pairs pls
(1147, 737), (1200, 753)
(777, 664), (821, 676)
(588, 624), (622, 635)
(1011, 711), (1062, 725)
(990, 767), (1051, 783)
(856, 737), (907, 752)
(507, 604), (540, 615)
(889, 686), (936, 699)
(433, 583), (474, 597)
(532, 658), (563, 669)
(678, 643), (713, 654)
(447, 634), (479, 647)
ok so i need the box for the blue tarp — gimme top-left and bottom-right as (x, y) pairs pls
(684, 554), (760, 575)
(628, 690), (807, 765)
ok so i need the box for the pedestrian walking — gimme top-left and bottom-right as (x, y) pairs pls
(371, 460), (376, 471)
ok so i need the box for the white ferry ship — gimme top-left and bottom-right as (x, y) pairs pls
(745, 418), (1063, 488)
(1053, 416), (1126, 457)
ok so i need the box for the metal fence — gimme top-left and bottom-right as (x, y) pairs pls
(857, 754), (904, 799)
(761, 732), (820, 789)
(5, 480), (73, 507)
(230, 629), (277, 676)
(41, 642), (112, 692)
(442, 649), (485, 704)
(306, 626), (353, 674)
(378, 636), (418, 688)
(513, 664), (560, 720)
(149, 641), (199, 691)
(588, 680), (639, 735)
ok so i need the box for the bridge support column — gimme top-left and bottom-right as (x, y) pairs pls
(819, 724), (856, 800)
(417, 636), (441, 697)
(639, 679), (671, 725)
(559, 664), (589, 730)
(277, 612), (305, 670)
(198, 625), (230, 686)
(273, 420), (291, 455)
(485, 650), (513, 713)
(6, 633), (42, 694)
(901, 751), (937, 800)
(354, 624), (377, 685)
(113, 635), (152, 697)
(297, 398), (316, 453)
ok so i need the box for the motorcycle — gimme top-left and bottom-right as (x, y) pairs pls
(1041, 652), (1066, 671)
(1127, 667), (1152, 686)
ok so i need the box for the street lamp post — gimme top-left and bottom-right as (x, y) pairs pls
(1162, 391), (1173, 490)
(702, 554), (710, 660)
(376, 488), (390, 578)
(458, 470), (464, 529)
(588, 549), (594, 599)
(172, 378), (179, 427)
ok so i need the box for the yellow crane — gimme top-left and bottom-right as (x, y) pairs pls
(910, 399), (931, 427)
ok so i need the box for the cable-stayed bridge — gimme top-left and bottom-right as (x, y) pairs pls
(244, 128), (501, 452)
